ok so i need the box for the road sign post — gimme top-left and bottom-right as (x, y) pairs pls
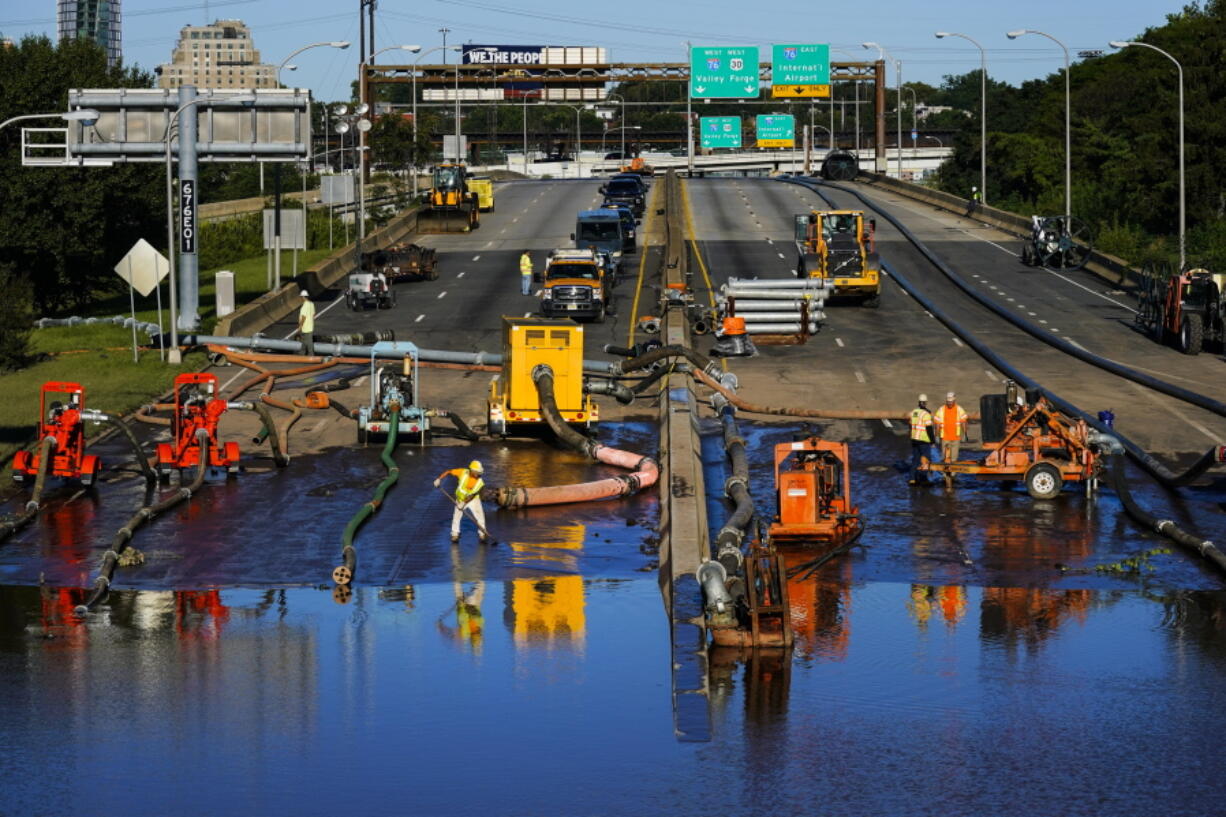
(756, 114), (795, 148)
(771, 43), (830, 98)
(690, 47), (759, 99)
(699, 116), (742, 149)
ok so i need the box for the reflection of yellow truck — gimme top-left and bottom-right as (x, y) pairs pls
(468, 177), (495, 211)
(487, 317), (598, 437)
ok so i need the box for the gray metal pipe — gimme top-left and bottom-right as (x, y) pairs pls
(74, 142), (309, 156)
(735, 311), (828, 322)
(725, 277), (827, 289)
(718, 300), (817, 312)
(722, 288), (830, 300)
(741, 322), (822, 334)
(697, 560), (733, 615)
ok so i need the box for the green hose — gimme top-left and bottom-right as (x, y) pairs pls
(333, 407), (400, 585)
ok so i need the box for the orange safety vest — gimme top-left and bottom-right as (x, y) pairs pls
(936, 403), (968, 441)
(909, 408), (933, 442)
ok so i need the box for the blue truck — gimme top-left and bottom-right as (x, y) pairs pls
(573, 209), (625, 280)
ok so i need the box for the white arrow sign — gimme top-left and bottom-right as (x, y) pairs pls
(745, 85), (757, 94)
(695, 85), (706, 94)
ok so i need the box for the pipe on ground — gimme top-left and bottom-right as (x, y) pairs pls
(333, 406), (401, 586)
(610, 344), (718, 378)
(81, 409), (156, 483)
(76, 429), (212, 615)
(0, 438), (55, 543)
(493, 366), (658, 508)
(584, 378), (635, 405)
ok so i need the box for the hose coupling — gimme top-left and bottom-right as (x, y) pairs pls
(531, 363), (555, 383)
(723, 474), (748, 496)
(226, 401), (254, 410)
(710, 392), (729, 413)
(697, 560), (733, 615)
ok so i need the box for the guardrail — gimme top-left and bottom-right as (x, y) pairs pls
(856, 172), (1142, 290)
(214, 204), (421, 338)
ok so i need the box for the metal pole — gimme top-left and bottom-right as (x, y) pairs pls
(980, 49), (987, 204)
(164, 116), (179, 363)
(454, 57), (460, 161)
(178, 85), (200, 332)
(621, 98), (627, 158)
(895, 59), (902, 180)
(523, 92), (528, 174)
(274, 163), (282, 290)
(575, 107), (581, 179)
(412, 71), (418, 196)
(686, 41), (693, 176)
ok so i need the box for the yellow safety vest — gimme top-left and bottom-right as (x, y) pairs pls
(455, 469), (485, 503)
(910, 408), (933, 442)
(520, 255), (532, 276)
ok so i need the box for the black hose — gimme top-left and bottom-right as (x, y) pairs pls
(612, 344), (716, 377)
(714, 399), (754, 575)
(786, 519), (867, 581)
(431, 409), (480, 441)
(100, 415), (156, 483)
(532, 365), (600, 459)
(0, 437), (55, 543)
(323, 396), (358, 419)
(76, 429), (211, 615)
(1107, 454), (1226, 574)
(248, 400), (290, 466)
(789, 177), (1225, 487)
(630, 363), (677, 395)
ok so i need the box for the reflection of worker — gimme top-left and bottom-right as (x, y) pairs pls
(297, 290), (315, 357)
(909, 394), (936, 486)
(435, 460), (488, 544)
(520, 250), (533, 295)
(935, 391), (969, 463)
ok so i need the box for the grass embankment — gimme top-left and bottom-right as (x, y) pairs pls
(0, 247), (337, 466)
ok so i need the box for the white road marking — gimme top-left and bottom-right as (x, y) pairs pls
(835, 337), (844, 347)
(952, 337), (964, 347)
(985, 370), (998, 381)
(925, 311), (934, 318)
(437, 291), (447, 299)
(415, 314), (425, 322)
(776, 252), (785, 260)
(523, 311), (532, 317)
(881, 418), (894, 429)
(1028, 311), (1037, 316)
(1129, 381), (1220, 442)
(1050, 327), (1059, 332)
(484, 241), (494, 248)
(457, 272), (465, 278)
(311, 418), (329, 433)
(472, 255), (481, 261)
(512, 217), (519, 223)
(854, 370), (866, 383)
(1039, 319), (1048, 324)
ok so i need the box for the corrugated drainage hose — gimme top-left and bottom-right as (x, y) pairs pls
(76, 428), (212, 615)
(693, 368), (907, 420)
(230, 401), (289, 466)
(713, 394), (753, 576)
(332, 406), (401, 586)
(90, 412), (156, 483)
(493, 366), (658, 508)
(610, 343), (721, 378)
(0, 437), (56, 543)
(430, 409), (480, 441)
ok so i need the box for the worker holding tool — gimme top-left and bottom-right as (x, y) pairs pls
(296, 290), (315, 357)
(909, 394), (936, 485)
(435, 460), (489, 544)
(520, 250), (533, 295)
(935, 391), (969, 464)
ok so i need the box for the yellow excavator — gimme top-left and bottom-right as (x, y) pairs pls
(419, 163), (480, 233)
(794, 209), (881, 307)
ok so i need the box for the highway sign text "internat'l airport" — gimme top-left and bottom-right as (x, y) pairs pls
(690, 46), (759, 99)
(756, 114), (795, 148)
(771, 43), (830, 98)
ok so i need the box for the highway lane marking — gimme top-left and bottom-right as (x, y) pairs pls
(835, 337), (844, 347)
(457, 272), (465, 278)
(952, 337), (964, 347)
(512, 217), (519, 223)
(854, 370), (866, 383)
(523, 311), (532, 317)
(437, 291), (447, 299)
(984, 370), (998, 381)
(472, 254), (481, 261)
(1128, 381), (1220, 442)
(776, 252), (786, 259)
(311, 418), (329, 433)
(881, 418), (893, 429)
(1028, 311), (1037, 316)
(484, 241), (494, 248)
(415, 314), (424, 322)
(1039, 319), (1048, 324)
(957, 226), (1138, 313)
(627, 186), (661, 345)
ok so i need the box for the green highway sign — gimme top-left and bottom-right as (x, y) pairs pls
(771, 43), (830, 98)
(690, 46), (759, 99)
(699, 116), (742, 149)
(756, 114), (795, 148)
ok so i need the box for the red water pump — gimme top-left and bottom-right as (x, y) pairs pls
(155, 373), (240, 478)
(12, 382), (101, 487)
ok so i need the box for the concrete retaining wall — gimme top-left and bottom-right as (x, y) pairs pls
(214, 205), (420, 338)
(857, 172), (1142, 290)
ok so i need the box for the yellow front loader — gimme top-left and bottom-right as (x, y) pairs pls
(419, 163), (480, 233)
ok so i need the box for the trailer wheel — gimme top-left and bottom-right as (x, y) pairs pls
(1179, 313), (1204, 355)
(1025, 462), (1063, 500)
(1020, 243), (1033, 266)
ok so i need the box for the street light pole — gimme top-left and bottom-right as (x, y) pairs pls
(685, 41), (693, 176)
(936, 32), (988, 205)
(276, 41), (350, 87)
(1111, 40), (1185, 270)
(1009, 29), (1070, 218)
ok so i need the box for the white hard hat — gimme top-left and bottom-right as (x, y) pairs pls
(300, 290), (309, 297)
(946, 391), (956, 401)
(918, 393), (928, 403)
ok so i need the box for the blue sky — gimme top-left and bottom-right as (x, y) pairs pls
(1, 0), (1192, 100)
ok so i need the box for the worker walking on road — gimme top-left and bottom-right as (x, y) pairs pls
(935, 391), (969, 464)
(297, 290), (315, 357)
(435, 460), (489, 544)
(909, 394), (936, 485)
(520, 250), (533, 296)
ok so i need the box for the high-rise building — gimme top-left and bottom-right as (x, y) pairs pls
(57, 0), (122, 66)
(156, 20), (277, 90)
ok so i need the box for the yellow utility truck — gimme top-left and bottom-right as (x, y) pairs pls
(538, 248), (612, 323)
(794, 209), (881, 307)
(487, 317), (598, 437)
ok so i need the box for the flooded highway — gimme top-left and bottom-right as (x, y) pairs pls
(3, 421), (1225, 815)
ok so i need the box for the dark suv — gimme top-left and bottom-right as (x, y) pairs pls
(600, 178), (646, 217)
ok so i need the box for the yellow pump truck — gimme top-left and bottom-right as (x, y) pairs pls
(794, 209), (881, 307)
(420, 163), (480, 233)
(487, 317), (598, 437)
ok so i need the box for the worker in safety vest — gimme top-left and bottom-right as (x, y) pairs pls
(520, 250), (533, 295)
(934, 391), (969, 464)
(909, 394), (936, 485)
(435, 460), (488, 544)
